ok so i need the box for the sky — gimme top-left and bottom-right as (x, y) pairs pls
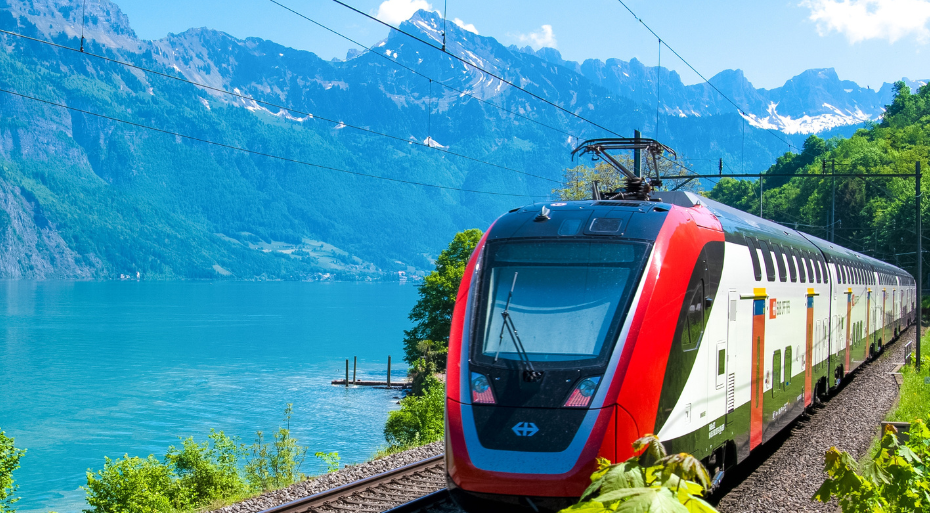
(111, 0), (930, 90)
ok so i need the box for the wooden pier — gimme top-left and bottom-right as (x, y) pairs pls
(331, 379), (410, 388)
(336, 355), (409, 388)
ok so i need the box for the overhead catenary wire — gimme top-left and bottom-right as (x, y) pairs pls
(265, 0), (579, 142)
(327, 0), (625, 138)
(613, 0), (799, 154)
(0, 87), (536, 198)
(0, 28), (561, 185)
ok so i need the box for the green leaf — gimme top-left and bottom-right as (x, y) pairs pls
(612, 487), (689, 513)
(559, 501), (613, 513)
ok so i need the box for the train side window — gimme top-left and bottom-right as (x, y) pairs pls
(772, 244), (787, 282)
(772, 349), (782, 394)
(758, 240), (776, 282)
(793, 249), (806, 283)
(812, 254), (822, 283)
(841, 264), (848, 284)
(784, 346), (792, 386)
(821, 258), (829, 283)
(784, 245), (797, 282)
(717, 347), (726, 376)
(746, 238), (762, 281)
(682, 281), (705, 352)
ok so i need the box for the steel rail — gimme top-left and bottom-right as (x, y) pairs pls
(257, 454), (445, 513)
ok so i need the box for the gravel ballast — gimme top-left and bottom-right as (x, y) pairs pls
(211, 441), (443, 513)
(716, 324), (919, 512)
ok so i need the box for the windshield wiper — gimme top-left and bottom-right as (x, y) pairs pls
(494, 272), (544, 382)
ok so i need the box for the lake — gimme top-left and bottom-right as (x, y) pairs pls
(0, 280), (419, 513)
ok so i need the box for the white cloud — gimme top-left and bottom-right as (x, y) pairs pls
(376, 0), (432, 25)
(515, 24), (557, 49)
(801, 0), (930, 43)
(453, 18), (478, 34)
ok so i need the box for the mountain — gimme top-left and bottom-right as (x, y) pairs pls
(521, 46), (926, 135)
(0, 0), (919, 279)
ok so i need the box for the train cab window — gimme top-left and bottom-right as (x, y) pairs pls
(682, 281), (706, 352)
(784, 346), (792, 386)
(773, 244), (788, 282)
(474, 240), (649, 364)
(784, 246), (797, 282)
(758, 240), (776, 282)
(746, 238), (762, 281)
(772, 349), (782, 394)
(793, 248), (806, 283)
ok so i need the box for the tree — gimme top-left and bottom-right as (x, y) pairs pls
(402, 229), (483, 364)
(0, 429), (25, 513)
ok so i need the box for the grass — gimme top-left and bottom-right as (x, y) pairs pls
(887, 355), (930, 424)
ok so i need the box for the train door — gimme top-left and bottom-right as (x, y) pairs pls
(805, 292), (814, 406)
(750, 297), (766, 450)
(725, 291), (738, 420)
(844, 291), (852, 372)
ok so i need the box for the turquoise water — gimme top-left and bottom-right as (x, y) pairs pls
(0, 281), (418, 513)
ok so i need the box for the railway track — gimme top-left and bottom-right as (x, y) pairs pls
(257, 455), (455, 513)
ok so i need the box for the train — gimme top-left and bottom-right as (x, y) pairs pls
(443, 177), (916, 512)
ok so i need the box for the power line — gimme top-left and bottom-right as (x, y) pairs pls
(0, 28), (561, 185)
(327, 0), (624, 137)
(613, 0), (798, 154)
(0, 87), (535, 198)
(265, 0), (579, 142)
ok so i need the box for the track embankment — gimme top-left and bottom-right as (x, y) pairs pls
(716, 324), (919, 513)
(211, 442), (443, 513)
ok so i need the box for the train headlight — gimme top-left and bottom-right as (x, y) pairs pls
(471, 372), (496, 404)
(564, 376), (602, 408)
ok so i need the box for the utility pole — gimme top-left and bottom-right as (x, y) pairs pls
(831, 159), (836, 243)
(633, 129), (642, 178)
(760, 175), (764, 217)
(917, 160), (922, 370)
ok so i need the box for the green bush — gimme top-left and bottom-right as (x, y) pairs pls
(84, 406), (310, 512)
(314, 452), (341, 473)
(384, 381), (445, 448)
(84, 455), (178, 513)
(814, 420), (930, 512)
(560, 435), (717, 513)
(0, 429), (25, 513)
(244, 404), (308, 491)
(165, 431), (248, 507)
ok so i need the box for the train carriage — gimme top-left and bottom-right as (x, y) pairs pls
(444, 187), (916, 513)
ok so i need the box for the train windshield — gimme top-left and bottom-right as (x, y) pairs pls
(475, 240), (648, 364)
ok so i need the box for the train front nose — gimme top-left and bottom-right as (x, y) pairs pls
(445, 232), (651, 511)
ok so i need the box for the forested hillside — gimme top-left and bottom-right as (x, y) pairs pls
(709, 82), (929, 280)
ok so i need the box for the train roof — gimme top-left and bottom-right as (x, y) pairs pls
(645, 191), (911, 279)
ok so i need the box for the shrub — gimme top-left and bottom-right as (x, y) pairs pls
(84, 455), (177, 513)
(84, 406), (310, 512)
(559, 435), (717, 513)
(384, 381), (444, 448)
(0, 429), (25, 513)
(814, 420), (930, 512)
(314, 452), (341, 473)
(244, 404), (308, 491)
(164, 430), (248, 507)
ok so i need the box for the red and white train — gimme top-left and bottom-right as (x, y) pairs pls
(444, 190), (915, 512)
